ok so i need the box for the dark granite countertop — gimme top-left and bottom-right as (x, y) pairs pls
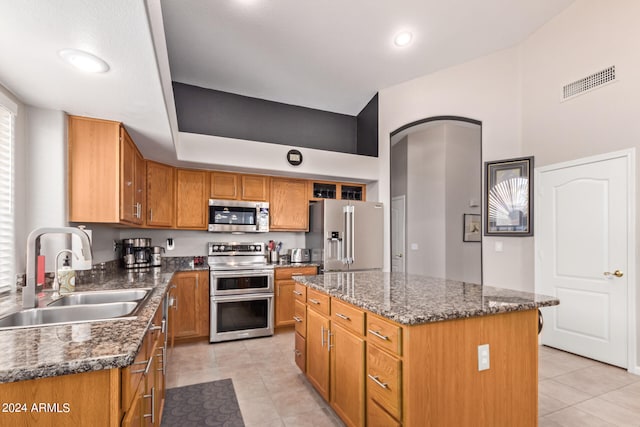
(0, 259), (209, 384)
(273, 262), (320, 269)
(294, 271), (559, 326)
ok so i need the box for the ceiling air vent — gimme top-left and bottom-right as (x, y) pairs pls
(562, 66), (616, 101)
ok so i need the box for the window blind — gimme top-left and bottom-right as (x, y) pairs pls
(0, 104), (14, 293)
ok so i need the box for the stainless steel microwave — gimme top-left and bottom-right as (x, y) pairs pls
(208, 199), (269, 233)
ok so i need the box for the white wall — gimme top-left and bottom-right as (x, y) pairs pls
(519, 0), (640, 373)
(444, 122), (481, 283)
(406, 125), (446, 277)
(177, 131), (381, 184)
(379, 46), (524, 289)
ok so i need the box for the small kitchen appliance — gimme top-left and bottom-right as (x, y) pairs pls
(288, 248), (311, 263)
(208, 199), (269, 233)
(123, 238), (152, 269)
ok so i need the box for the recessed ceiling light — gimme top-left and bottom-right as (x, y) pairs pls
(58, 49), (110, 73)
(394, 31), (413, 48)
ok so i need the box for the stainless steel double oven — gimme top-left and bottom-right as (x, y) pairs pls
(208, 242), (274, 342)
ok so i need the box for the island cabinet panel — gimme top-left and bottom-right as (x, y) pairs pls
(402, 309), (538, 427)
(146, 161), (175, 228)
(269, 177), (309, 231)
(330, 323), (365, 427)
(305, 308), (330, 400)
(171, 271), (210, 342)
(331, 298), (365, 336)
(176, 168), (208, 229)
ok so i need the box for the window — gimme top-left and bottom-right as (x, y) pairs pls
(0, 93), (16, 293)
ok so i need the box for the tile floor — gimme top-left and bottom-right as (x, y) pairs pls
(166, 330), (640, 426)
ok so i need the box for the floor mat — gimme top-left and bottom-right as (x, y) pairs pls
(161, 378), (245, 427)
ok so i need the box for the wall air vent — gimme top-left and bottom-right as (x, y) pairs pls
(562, 66), (616, 101)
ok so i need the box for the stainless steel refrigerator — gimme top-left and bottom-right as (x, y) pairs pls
(306, 199), (384, 271)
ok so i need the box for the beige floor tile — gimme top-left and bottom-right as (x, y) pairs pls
(237, 396), (281, 425)
(539, 392), (570, 417)
(599, 382), (640, 412)
(271, 387), (325, 417)
(538, 379), (593, 405)
(574, 397), (640, 426)
(282, 408), (345, 427)
(540, 406), (615, 427)
(553, 364), (639, 396)
(245, 419), (285, 427)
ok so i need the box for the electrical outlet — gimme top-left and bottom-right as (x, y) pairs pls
(166, 238), (175, 251)
(478, 344), (490, 371)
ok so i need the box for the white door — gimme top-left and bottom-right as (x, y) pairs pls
(391, 196), (406, 273)
(536, 151), (633, 368)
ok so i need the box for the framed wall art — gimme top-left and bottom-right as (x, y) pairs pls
(484, 156), (534, 236)
(463, 214), (481, 242)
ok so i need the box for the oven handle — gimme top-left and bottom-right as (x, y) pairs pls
(211, 293), (274, 302)
(211, 269), (274, 278)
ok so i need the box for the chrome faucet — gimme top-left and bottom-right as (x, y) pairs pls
(24, 227), (93, 308)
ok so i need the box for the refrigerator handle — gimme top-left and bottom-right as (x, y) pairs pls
(342, 206), (349, 264)
(349, 205), (355, 264)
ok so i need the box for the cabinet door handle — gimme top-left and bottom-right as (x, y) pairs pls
(321, 326), (326, 348)
(293, 290), (303, 296)
(293, 316), (303, 323)
(368, 374), (389, 389)
(149, 208), (153, 222)
(335, 313), (350, 321)
(132, 355), (153, 375)
(143, 386), (155, 424)
(309, 298), (320, 305)
(148, 324), (162, 332)
(368, 329), (389, 341)
(327, 329), (333, 352)
(294, 349), (302, 357)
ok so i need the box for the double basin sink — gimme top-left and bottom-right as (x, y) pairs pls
(0, 288), (152, 330)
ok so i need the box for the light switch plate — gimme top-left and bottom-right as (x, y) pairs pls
(478, 344), (490, 371)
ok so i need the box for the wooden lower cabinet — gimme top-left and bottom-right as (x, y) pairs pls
(305, 308), (330, 401)
(367, 399), (401, 427)
(296, 284), (540, 427)
(171, 271), (209, 342)
(330, 324), (365, 427)
(274, 266), (317, 328)
(294, 332), (306, 373)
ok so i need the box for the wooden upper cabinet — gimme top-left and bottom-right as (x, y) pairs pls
(69, 115), (144, 225)
(270, 177), (309, 231)
(210, 172), (269, 201)
(120, 129), (145, 225)
(146, 161), (175, 228)
(210, 171), (239, 200)
(176, 169), (208, 229)
(241, 174), (269, 201)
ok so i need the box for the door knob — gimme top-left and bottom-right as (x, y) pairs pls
(604, 270), (624, 278)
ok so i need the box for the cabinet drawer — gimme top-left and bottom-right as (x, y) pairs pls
(367, 344), (402, 420)
(306, 288), (330, 316)
(293, 283), (307, 303)
(121, 333), (152, 410)
(331, 299), (365, 336)
(294, 332), (306, 373)
(275, 266), (317, 280)
(367, 398), (401, 427)
(366, 314), (402, 356)
(294, 300), (307, 337)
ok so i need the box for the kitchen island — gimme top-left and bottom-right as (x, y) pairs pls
(293, 271), (559, 427)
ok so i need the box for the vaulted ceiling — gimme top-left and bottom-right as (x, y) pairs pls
(0, 0), (574, 163)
